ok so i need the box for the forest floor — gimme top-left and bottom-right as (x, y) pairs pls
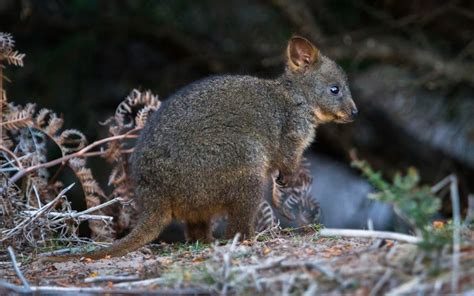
(1, 227), (473, 295)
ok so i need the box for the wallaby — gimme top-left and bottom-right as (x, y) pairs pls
(43, 36), (357, 261)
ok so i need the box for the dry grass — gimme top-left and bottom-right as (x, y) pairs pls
(0, 227), (473, 295)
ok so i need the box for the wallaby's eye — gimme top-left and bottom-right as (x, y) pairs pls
(329, 85), (339, 95)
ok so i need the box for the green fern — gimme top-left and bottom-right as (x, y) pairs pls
(351, 158), (451, 252)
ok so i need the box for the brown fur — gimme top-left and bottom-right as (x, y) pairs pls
(42, 36), (357, 262)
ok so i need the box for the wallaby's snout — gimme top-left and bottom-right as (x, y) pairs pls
(350, 106), (358, 120)
(345, 99), (358, 122)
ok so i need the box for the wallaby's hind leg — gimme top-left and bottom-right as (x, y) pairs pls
(185, 219), (214, 243)
(225, 175), (263, 240)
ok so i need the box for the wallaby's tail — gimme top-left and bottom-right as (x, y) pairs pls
(41, 210), (170, 263)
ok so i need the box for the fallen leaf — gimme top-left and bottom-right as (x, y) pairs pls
(192, 257), (205, 263)
(82, 257), (93, 263)
(262, 247), (272, 256)
(433, 220), (445, 229)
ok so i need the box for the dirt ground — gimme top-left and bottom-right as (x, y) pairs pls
(1, 228), (473, 295)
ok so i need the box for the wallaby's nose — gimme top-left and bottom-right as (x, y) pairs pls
(350, 108), (358, 119)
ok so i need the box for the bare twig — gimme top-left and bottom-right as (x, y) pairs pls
(73, 196), (124, 217)
(369, 268), (393, 296)
(38, 247), (85, 257)
(431, 174), (454, 194)
(386, 277), (421, 296)
(84, 275), (140, 283)
(449, 175), (460, 293)
(319, 228), (421, 244)
(1, 183), (75, 241)
(7, 246), (31, 291)
(281, 260), (344, 284)
(221, 234), (240, 294)
(22, 210), (113, 221)
(0, 283), (206, 294)
(0, 146), (24, 169)
(113, 277), (168, 288)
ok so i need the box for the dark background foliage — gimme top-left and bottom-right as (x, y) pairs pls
(1, 0), (473, 217)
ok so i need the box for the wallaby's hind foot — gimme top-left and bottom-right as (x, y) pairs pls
(185, 219), (214, 243)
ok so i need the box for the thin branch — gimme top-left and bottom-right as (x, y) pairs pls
(319, 228), (421, 244)
(431, 174), (454, 193)
(84, 275), (140, 283)
(7, 246), (31, 291)
(0, 146), (23, 169)
(449, 175), (460, 293)
(74, 196), (124, 216)
(81, 148), (134, 158)
(369, 268), (393, 296)
(22, 210), (113, 221)
(0, 183), (74, 241)
(113, 277), (168, 288)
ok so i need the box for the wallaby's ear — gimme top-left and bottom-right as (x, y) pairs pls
(287, 36), (320, 73)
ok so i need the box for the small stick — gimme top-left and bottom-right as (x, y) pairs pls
(84, 275), (140, 283)
(7, 246), (31, 291)
(0, 146), (24, 169)
(38, 247), (84, 257)
(113, 277), (168, 287)
(22, 210), (113, 221)
(319, 228), (421, 244)
(369, 268), (393, 296)
(72, 196), (124, 216)
(431, 174), (454, 194)
(1, 183), (75, 241)
(449, 175), (460, 293)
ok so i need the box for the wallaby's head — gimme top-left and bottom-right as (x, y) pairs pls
(285, 36), (357, 124)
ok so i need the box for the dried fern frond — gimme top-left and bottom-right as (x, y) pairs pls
(255, 200), (278, 232)
(68, 157), (86, 170)
(2, 103), (35, 130)
(74, 167), (106, 198)
(135, 105), (155, 128)
(1, 132), (13, 149)
(0, 172), (19, 218)
(56, 129), (87, 154)
(43, 112), (64, 136)
(69, 165), (114, 241)
(1, 89), (6, 108)
(34, 108), (54, 128)
(272, 159), (320, 225)
(103, 139), (123, 163)
(114, 89), (160, 129)
(0, 32), (14, 53)
(0, 33), (25, 67)
(3, 50), (25, 67)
